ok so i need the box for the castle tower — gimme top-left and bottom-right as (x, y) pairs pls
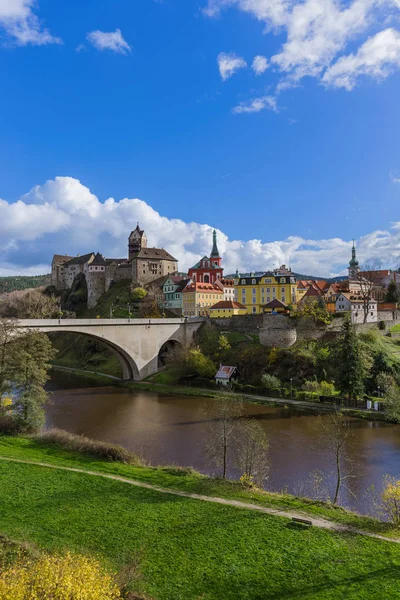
(128, 223), (147, 260)
(348, 239), (360, 280)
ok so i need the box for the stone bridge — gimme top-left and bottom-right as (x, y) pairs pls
(16, 318), (204, 381)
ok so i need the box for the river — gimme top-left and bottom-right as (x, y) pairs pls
(46, 371), (400, 515)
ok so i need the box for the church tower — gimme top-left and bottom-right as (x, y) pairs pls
(348, 240), (360, 280)
(128, 223), (147, 260)
(210, 229), (222, 267)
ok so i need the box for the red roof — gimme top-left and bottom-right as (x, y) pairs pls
(182, 282), (223, 293)
(215, 366), (237, 380)
(264, 298), (288, 308)
(209, 301), (247, 310)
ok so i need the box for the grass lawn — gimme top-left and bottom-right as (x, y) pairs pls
(1, 454), (400, 600)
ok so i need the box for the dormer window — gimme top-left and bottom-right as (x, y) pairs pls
(241, 279), (246, 284)
(252, 279), (256, 284)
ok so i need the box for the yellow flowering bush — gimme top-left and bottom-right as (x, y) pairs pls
(0, 551), (121, 599)
(381, 477), (400, 525)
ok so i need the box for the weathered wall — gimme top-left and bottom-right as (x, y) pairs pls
(259, 314), (297, 347)
(211, 314), (263, 334)
(87, 272), (106, 309)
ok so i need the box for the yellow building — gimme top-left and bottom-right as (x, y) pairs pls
(234, 267), (297, 315)
(209, 300), (248, 318)
(182, 282), (223, 317)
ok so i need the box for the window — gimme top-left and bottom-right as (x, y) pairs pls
(281, 278), (285, 283)
(241, 279), (246, 284)
(267, 287), (270, 293)
(265, 278), (272, 283)
(267, 297), (270, 302)
(252, 279), (256, 284)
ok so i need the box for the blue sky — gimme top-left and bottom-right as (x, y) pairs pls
(1, 0), (400, 276)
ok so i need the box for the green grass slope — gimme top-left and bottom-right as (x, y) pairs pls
(1, 437), (400, 599)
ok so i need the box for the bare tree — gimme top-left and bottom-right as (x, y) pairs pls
(234, 418), (269, 486)
(318, 411), (355, 504)
(353, 264), (381, 323)
(204, 396), (243, 479)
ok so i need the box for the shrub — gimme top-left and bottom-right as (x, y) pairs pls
(131, 287), (147, 302)
(35, 429), (141, 464)
(0, 552), (121, 599)
(381, 476), (400, 525)
(261, 373), (281, 389)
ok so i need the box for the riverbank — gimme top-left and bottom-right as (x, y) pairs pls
(51, 365), (388, 421)
(1, 434), (400, 599)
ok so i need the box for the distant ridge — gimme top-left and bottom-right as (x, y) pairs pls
(0, 274), (51, 293)
(226, 272), (348, 283)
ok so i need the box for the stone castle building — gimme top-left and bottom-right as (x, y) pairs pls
(51, 225), (178, 308)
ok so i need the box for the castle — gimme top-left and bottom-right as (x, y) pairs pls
(51, 225), (178, 308)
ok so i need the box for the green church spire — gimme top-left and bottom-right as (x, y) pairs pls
(210, 229), (220, 258)
(349, 239), (359, 268)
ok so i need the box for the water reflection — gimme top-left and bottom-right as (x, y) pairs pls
(46, 371), (400, 515)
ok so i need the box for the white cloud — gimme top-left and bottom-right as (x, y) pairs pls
(322, 28), (400, 90)
(217, 51), (247, 80)
(232, 95), (278, 113)
(86, 29), (131, 55)
(2, 176), (400, 277)
(204, 0), (400, 93)
(252, 54), (269, 74)
(0, 0), (61, 46)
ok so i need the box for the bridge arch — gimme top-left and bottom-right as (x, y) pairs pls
(158, 338), (182, 368)
(46, 330), (140, 380)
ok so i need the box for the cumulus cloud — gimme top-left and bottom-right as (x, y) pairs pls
(252, 55), (269, 74)
(86, 29), (131, 55)
(322, 28), (400, 90)
(232, 95), (278, 113)
(217, 51), (247, 80)
(204, 0), (400, 94)
(0, 0), (61, 46)
(2, 176), (400, 278)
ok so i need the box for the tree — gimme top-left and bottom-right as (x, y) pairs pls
(204, 396), (243, 479)
(0, 319), (22, 398)
(186, 347), (216, 379)
(13, 330), (57, 430)
(354, 265), (380, 323)
(385, 280), (400, 304)
(382, 383), (400, 423)
(380, 476), (400, 525)
(261, 373), (281, 389)
(131, 287), (147, 302)
(318, 412), (354, 504)
(0, 289), (60, 319)
(235, 419), (269, 486)
(335, 315), (365, 403)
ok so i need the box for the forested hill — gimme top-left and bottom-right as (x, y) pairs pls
(0, 274), (51, 293)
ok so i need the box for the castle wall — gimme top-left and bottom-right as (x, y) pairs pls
(87, 272), (106, 309)
(133, 258), (178, 286)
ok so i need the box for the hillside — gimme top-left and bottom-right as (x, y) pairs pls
(0, 274), (51, 293)
(1, 435), (400, 599)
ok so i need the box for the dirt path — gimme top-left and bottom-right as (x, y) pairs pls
(0, 455), (398, 544)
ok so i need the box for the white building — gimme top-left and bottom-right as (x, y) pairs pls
(335, 292), (378, 324)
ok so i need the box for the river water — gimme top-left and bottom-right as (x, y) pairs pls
(46, 371), (400, 515)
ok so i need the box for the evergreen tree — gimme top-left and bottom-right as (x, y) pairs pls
(385, 280), (400, 304)
(336, 315), (365, 403)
